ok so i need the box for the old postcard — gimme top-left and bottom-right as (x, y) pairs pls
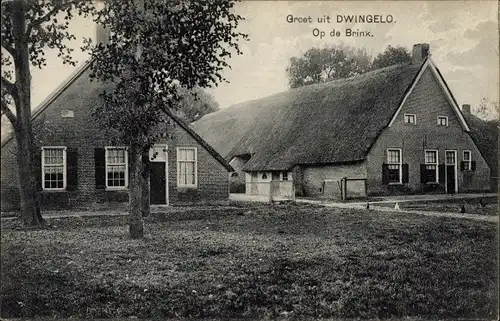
(1, 0), (498, 320)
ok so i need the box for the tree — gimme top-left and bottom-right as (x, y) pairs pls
(286, 45), (372, 88)
(175, 87), (219, 123)
(372, 45), (412, 70)
(1, 0), (95, 226)
(474, 97), (499, 121)
(84, 0), (247, 238)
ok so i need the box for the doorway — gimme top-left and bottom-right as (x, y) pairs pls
(149, 145), (168, 205)
(445, 150), (458, 194)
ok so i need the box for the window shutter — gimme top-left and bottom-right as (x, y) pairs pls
(95, 148), (106, 189)
(438, 164), (446, 183)
(460, 161), (465, 171)
(33, 149), (42, 191)
(402, 164), (409, 183)
(420, 164), (426, 183)
(66, 148), (78, 190)
(382, 163), (389, 185)
(471, 161), (476, 171)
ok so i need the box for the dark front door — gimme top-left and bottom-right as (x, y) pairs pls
(445, 150), (457, 194)
(150, 162), (166, 204)
(446, 165), (456, 194)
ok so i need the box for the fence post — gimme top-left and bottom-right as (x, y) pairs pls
(292, 182), (296, 202)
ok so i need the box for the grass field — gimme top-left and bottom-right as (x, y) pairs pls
(1, 203), (498, 320)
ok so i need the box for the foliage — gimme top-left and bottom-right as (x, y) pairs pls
(1, 0), (95, 123)
(286, 44), (412, 88)
(474, 97), (499, 121)
(175, 87), (219, 123)
(286, 45), (371, 88)
(372, 45), (412, 70)
(1, 204), (497, 319)
(84, 0), (247, 146)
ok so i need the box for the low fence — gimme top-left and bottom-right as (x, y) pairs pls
(339, 177), (367, 200)
(245, 181), (296, 202)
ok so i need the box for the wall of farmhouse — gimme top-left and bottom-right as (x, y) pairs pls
(300, 163), (367, 199)
(1, 68), (229, 211)
(366, 67), (491, 196)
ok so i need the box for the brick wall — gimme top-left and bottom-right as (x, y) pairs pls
(1, 67), (229, 211)
(366, 67), (491, 195)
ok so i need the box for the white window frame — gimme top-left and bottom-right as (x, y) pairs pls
(41, 146), (67, 191)
(176, 147), (198, 188)
(437, 116), (449, 126)
(105, 146), (129, 190)
(463, 150), (472, 171)
(403, 113), (417, 125)
(424, 149), (439, 183)
(387, 148), (402, 184)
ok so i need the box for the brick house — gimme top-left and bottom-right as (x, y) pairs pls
(0, 61), (233, 211)
(192, 43), (495, 199)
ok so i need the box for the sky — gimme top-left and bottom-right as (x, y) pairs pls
(22, 0), (500, 118)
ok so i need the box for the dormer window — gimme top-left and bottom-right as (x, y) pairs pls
(404, 114), (416, 124)
(437, 116), (448, 126)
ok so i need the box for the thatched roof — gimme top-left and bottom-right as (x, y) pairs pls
(192, 62), (423, 171)
(463, 113), (498, 176)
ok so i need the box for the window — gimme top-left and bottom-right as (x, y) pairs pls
(387, 149), (402, 183)
(404, 114), (416, 124)
(463, 150), (471, 170)
(446, 151), (456, 165)
(262, 173), (267, 180)
(424, 150), (438, 183)
(105, 147), (128, 189)
(177, 147), (197, 187)
(42, 147), (66, 190)
(282, 172), (288, 181)
(437, 116), (448, 126)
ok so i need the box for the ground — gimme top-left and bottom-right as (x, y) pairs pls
(374, 197), (498, 216)
(1, 202), (498, 320)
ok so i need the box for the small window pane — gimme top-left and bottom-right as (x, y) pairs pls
(425, 151), (437, 164)
(387, 150), (400, 163)
(446, 151), (456, 164)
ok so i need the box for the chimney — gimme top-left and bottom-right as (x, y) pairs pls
(95, 23), (110, 46)
(412, 43), (430, 64)
(462, 104), (471, 114)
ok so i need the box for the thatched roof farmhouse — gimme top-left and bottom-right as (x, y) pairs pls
(193, 43), (496, 199)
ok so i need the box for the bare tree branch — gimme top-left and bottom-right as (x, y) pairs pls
(1, 98), (17, 124)
(1, 42), (15, 57)
(25, 0), (83, 37)
(1, 74), (17, 97)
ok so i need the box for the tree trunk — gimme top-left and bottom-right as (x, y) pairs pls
(11, 1), (44, 226)
(128, 142), (144, 238)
